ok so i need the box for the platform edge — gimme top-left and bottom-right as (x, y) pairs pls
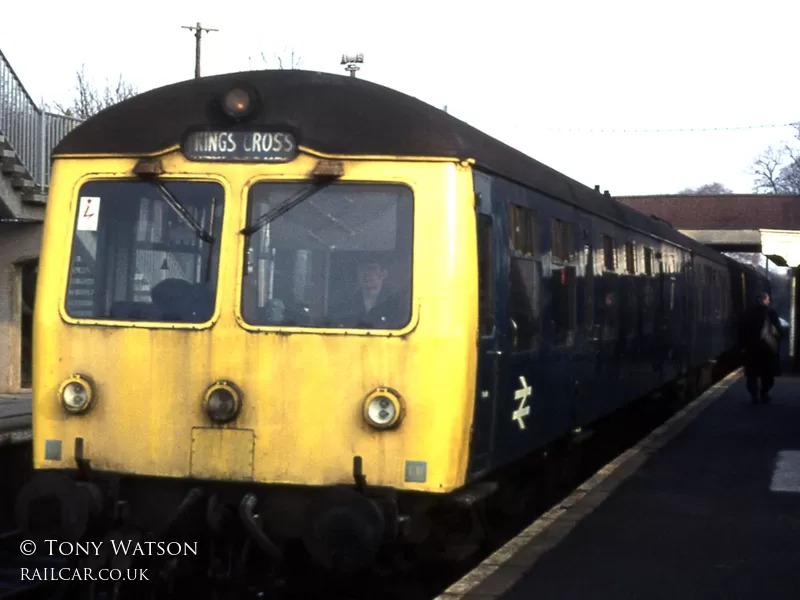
(433, 368), (744, 599)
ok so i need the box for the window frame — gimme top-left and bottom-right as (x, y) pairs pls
(644, 247), (653, 276)
(625, 241), (636, 274)
(507, 202), (543, 351)
(59, 175), (228, 330)
(508, 203), (539, 256)
(602, 234), (616, 272)
(550, 218), (574, 263)
(548, 217), (577, 347)
(236, 179), (418, 336)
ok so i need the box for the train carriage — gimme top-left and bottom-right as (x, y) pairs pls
(16, 69), (767, 583)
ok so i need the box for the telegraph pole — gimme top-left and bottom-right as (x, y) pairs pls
(182, 22), (218, 79)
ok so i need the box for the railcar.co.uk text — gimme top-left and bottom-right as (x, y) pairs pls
(21, 567), (149, 582)
(18, 539), (199, 582)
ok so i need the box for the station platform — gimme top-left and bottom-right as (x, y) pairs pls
(437, 369), (800, 600)
(0, 393), (32, 445)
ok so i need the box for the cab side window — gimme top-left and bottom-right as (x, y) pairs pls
(477, 214), (494, 336)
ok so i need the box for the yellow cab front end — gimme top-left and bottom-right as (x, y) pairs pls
(21, 136), (481, 568)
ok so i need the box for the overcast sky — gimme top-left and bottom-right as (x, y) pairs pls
(3, 0), (798, 196)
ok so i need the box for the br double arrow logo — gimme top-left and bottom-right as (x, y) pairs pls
(512, 375), (532, 430)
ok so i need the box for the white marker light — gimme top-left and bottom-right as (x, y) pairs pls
(58, 375), (95, 414)
(63, 383), (88, 410)
(368, 396), (396, 425)
(363, 388), (403, 430)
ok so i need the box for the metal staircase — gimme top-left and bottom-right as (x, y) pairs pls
(0, 47), (81, 220)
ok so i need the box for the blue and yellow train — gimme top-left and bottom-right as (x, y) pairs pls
(16, 70), (766, 581)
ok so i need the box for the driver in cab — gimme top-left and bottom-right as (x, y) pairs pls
(335, 258), (407, 329)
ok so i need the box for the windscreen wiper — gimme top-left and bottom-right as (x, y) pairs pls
(240, 178), (337, 237)
(149, 181), (215, 244)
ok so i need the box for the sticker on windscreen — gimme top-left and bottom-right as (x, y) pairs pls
(77, 196), (101, 231)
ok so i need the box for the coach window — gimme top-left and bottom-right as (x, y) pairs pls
(241, 182), (413, 330)
(584, 231), (594, 330)
(625, 242), (636, 274)
(65, 180), (225, 323)
(508, 203), (541, 349)
(695, 265), (702, 322)
(644, 247), (653, 276)
(720, 269), (725, 319)
(707, 266), (714, 322)
(709, 268), (715, 320)
(698, 265), (707, 323)
(550, 218), (576, 345)
(508, 203), (537, 255)
(602, 235), (615, 271)
(721, 269), (727, 319)
(708, 267), (719, 322)
(740, 272), (746, 308)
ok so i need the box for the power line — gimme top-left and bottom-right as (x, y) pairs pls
(528, 122), (798, 134)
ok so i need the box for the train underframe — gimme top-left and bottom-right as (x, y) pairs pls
(14, 451), (504, 595)
(14, 358), (734, 596)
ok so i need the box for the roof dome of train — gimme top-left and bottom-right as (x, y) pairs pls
(54, 70), (578, 196)
(52, 69), (720, 260)
(54, 69), (497, 159)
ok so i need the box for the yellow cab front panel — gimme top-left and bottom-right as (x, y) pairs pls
(33, 149), (480, 494)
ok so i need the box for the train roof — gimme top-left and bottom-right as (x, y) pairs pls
(55, 69), (723, 261)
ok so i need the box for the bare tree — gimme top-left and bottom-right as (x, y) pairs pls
(259, 48), (303, 70)
(779, 126), (800, 194)
(751, 146), (785, 194)
(751, 123), (800, 195)
(678, 182), (733, 194)
(52, 64), (137, 120)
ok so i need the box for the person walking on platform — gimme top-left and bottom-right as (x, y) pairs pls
(739, 292), (783, 404)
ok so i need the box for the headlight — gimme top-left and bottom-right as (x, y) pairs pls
(203, 382), (242, 424)
(58, 375), (95, 414)
(362, 388), (403, 430)
(220, 86), (258, 120)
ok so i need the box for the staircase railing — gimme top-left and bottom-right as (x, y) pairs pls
(0, 48), (82, 190)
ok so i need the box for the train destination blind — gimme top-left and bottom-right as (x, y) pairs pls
(184, 131), (298, 162)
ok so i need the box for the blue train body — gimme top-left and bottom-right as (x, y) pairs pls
(468, 170), (767, 477)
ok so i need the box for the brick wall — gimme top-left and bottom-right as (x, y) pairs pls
(616, 195), (800, 230)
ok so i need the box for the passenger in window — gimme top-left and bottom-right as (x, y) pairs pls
(333, 258), (408, 328)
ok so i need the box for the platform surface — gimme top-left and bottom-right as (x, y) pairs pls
(0, 393), (32, 436)
(442, 373), (800, 600)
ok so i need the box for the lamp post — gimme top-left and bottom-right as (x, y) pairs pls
(341, 54), (364, 78)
